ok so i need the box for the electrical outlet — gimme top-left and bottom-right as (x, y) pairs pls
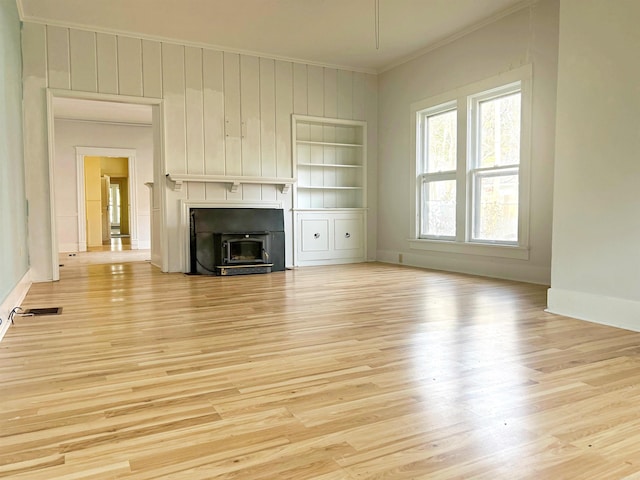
(398, 253), (403, 264)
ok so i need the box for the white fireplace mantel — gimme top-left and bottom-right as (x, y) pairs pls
(166, 173), (295, 194)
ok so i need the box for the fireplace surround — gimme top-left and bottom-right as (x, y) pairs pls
(190, 208), (285, 275)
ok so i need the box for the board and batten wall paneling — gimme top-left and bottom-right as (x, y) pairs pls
(293, 63), (308, 115)
(69, 29), (97, 92)
(202, 49), (226, 200)
(96, 33), (118, 94)
(337, 70), (353, 120)
(259, 58), (277, 177)
(161, 43), (186, 174)
(240, 55), (261, 177)
(223, 52), (242, 185)
(21, 22), (377, 277)
(117, 36), (143, 97)
(323, 68), (338, 119)
(185, 46), (205, 200)
(46, 26), (70, 89)
(260, 58), (277, 201)
(275, 60), (293, 180)
(307, 65), (324, 117)
(352, 72), (367, 121)
(240, 55), (261, 201)
(142, 40), (162, 98)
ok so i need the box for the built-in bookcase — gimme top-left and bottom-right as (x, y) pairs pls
(292, 115), (367, 266)
(293, 115), (366, 209)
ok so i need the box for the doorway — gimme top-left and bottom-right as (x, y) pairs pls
(47, 92), (164, 279)
(76, 149), (138, 253)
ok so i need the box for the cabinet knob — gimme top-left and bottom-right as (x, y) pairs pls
(314, 233), (320, 239)
(345, 232), (351, 238)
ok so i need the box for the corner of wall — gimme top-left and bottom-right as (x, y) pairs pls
(0, 269), (33, 342)
(547, 288), (640, 333)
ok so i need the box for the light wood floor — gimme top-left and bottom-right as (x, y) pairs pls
(59, 239), (150, 266)
(2, 262), (640, 479)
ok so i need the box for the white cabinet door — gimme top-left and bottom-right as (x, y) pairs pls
(298, 218), (330, 261)
(295, 211), (366, 265)
(334, 217), (364, 258)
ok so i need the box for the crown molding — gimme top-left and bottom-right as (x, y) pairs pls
(17, 0), (536, 76)
(15, 0), (25, 22)
(17, 12), (378, 75)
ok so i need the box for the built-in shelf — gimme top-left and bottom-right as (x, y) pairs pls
(293, 114), (367, 209)
(292, 114), (368, 267)
(166, 174), (295, 194)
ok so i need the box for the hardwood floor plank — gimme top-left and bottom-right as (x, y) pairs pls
(2, 261), (640, 478)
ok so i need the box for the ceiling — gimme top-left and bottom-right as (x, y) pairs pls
(19, 0), (530, 73)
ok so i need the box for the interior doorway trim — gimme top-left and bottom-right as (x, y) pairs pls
(75, 147), (138, 252)
(46, 88), (165, 281)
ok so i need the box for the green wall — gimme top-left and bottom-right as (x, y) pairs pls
(0, 0), (29, 306)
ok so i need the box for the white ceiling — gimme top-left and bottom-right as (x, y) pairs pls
(19, 0), (530, 73)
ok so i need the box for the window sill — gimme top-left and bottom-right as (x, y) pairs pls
(408, 239), (529, 260)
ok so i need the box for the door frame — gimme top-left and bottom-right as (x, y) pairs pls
(46, 89), (165, 281)
(76, 147), (138, 251)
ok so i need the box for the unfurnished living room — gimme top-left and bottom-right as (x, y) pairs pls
(1, 0), (640, 478)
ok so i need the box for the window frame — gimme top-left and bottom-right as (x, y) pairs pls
(409, 65), (531, 260)
(417, 101), (458, 240)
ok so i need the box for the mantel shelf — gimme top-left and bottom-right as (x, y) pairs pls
(166, 174), (295, 194)
(298, 163), (363, 169)
(297, 140), (363, 148)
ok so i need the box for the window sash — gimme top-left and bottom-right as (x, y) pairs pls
(419, 107), (457, 174)
(470, 166), (519, 244)
(419, 172), (456, 239)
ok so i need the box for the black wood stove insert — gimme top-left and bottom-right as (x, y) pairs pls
(190, 208), (285, 275)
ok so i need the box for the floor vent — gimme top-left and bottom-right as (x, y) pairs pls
(22, 307), (63, 316)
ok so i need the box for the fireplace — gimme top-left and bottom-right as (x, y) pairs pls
(190, 208), (285, 275)
(222, 233), (269, 264)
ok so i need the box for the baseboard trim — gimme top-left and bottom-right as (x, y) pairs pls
(0, 269), (33, 342)
(58, 243), (78, 253)
(547, 288), (640, 332)
(377, 249), (550, 285)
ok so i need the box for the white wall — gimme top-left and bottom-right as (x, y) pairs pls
(547, 0), (640, 330)
(0, 0), (30, 338)
(53, 119), (153, 252)
(376, 0), (559, 284)
(21, 24), (377, 280)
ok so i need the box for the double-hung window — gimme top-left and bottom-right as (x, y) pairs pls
(418, 103), (457, 239)
(412, 67), (530, 259)
(469, 85), (521, 244)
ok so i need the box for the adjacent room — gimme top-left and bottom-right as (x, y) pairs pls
(1, 0), (640, 477)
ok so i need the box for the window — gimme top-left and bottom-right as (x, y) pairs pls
(418, 104), (457, 239)
(411, 67), (531, 259)
(470, 87), (521, 244)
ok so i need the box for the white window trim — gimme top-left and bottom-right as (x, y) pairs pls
(409, 65), (532, 260)
(417, 101), (458, 240)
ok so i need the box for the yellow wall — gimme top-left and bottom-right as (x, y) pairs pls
(84, 156), (129, 245)
(84, 157), (102, 247)
(99, 156), (128, 177)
